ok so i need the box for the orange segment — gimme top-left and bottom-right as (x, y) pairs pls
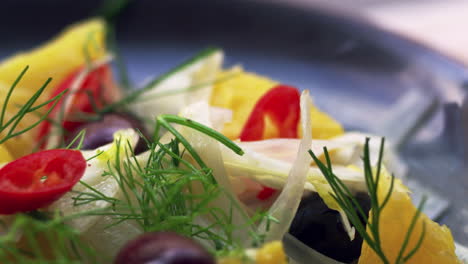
(358, 169), (460, 264)
(217, 241), (287, 264)
(255, 241), (288, 264)
(308, 105), (344, 139)
(0, 19), (106, 158)
(211, 67), (277, 140)
(0, 144), (12, 164)
(0, 19), (106, 93)
(210, 67), (344, 140)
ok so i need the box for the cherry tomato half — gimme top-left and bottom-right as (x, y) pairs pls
(37, 64), (116, 147)
(240, 84), (300, 141)
(0, 149), (86, 214)
(239, 84), (301, 200)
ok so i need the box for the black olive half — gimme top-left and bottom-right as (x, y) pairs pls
(289, 192), (371, 263)
(114, 232), (215, 264)
(65, 112), (149, 154)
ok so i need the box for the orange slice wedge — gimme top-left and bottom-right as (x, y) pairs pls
(0, 19), (106, 158)
(358, 169), (460, 264)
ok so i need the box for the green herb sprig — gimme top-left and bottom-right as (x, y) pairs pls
(309, 138), (426, 264)
(1, 114), (268, 261)
(71, 114), (270, 254)
(96, 0), (132, 90)
(0, 212), (99, 264)
(97, 47), (221, 114)
(0, 66), (66, 145)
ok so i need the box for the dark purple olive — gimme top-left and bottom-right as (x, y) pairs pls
(289, 192), (371, 263)
(114, 232), (215, 264)
(65, 113), (149, 154)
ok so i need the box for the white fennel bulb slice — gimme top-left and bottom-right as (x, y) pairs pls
(130, 49), (223, 131)
(257, 90), (312, 242)
(50, 129), (139, 233)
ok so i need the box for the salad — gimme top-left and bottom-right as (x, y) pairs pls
(0, 18), (464, 264)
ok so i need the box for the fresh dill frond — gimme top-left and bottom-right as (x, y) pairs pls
(73, 115), (269, 254)
(98, 47), (222, 114)
(65, 130), (87, 150)
(107, 24), (131, 90)
(95, 0), (132, 23)
(0, 212), (99, 264)
(132, 70), (240, 105)
(309, 138), (426, 264)
(94, 0), (133, 91)
(154, 115), (244, 166)
(83, 30), (101, 69)
(0, 66), (65, 145)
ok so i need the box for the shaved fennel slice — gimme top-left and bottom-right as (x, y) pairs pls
(238, 138), (359, 166)
(81, 215), (143, 260)
(237, 133), (405, 178)
(50, 129), (139, 233)
(257, 90), (312, 242)
(178, 102), (253, 247)
(330, 132), (407, 178)
(223, 149), (366, 194)
(209, 106), (233, 132)
(131, 50), (223, 131)
(283, 233), (345, 264)
(45, 55), (117, 150)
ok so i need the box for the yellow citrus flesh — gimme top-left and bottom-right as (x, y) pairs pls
(217, 241), (287, 264)
(358, 169), (461, 264)
(255, 241), (287, 264)
(0, 19), (106, 158)
(307, 106), (344, 139)
(210, 67), (344, 140)
(0, 144), (12, 164)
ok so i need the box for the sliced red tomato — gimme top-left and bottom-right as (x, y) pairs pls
(239, 84), (301, 200)
(240, 84), (300, 141)
(37, 64), (115, 147)
(256, 186), (278, 200)
(0, 149), (86, 214)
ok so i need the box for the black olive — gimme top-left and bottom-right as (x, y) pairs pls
(114, 232), (215, 264)
(65, 113), (149, 154)
(289, 192), (371, 263)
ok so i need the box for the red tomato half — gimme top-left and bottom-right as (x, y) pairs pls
(240, 84), (300, 141)
(239, 84), (301, 200)
(37, 64), (116, 147)
(0, 149), (86, 214)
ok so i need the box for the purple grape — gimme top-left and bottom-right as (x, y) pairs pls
(65, 113), (149, 154)
(114, 232), (215, 264)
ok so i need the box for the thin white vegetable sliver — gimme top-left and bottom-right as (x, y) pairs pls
(45, 55), (114, 150)
(179, 102), (254, 246)
(258, 90), (312, 242)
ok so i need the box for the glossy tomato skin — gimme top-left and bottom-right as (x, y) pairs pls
(240, 84), (300, 141)
(62, 64), (118, 132)
(239, 84), (301, 200)
(37, 64), (119, 148)
(0, 149), (86, 214)
(114, 232), (215, 264)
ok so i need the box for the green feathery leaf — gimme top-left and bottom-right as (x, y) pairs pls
(309, 137), (426, 264)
